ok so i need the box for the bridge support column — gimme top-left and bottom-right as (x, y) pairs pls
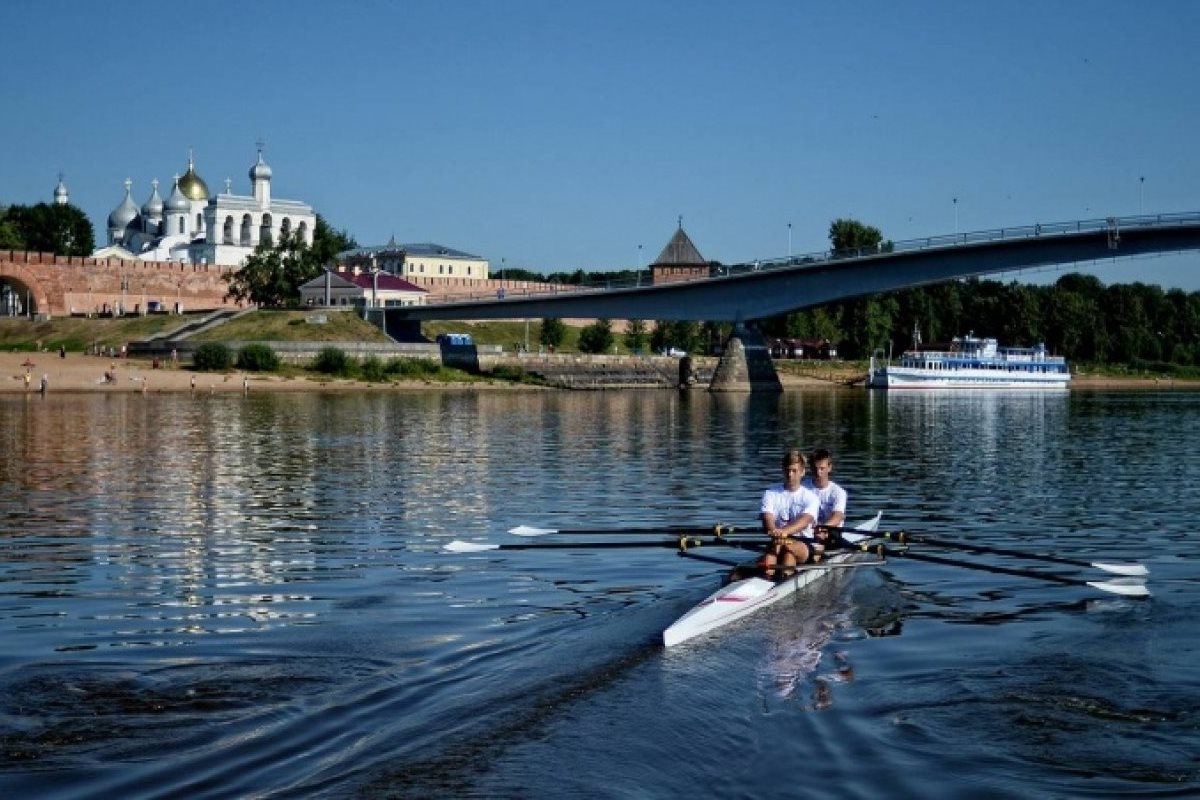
(708, 327), (782, 393)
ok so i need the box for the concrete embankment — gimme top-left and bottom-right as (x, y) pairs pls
(126, 337), (717, 389)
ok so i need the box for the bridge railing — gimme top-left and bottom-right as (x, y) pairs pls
(425, 211), (1200, 304)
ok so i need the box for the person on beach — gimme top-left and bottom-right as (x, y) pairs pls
(759, 449), (821, 573)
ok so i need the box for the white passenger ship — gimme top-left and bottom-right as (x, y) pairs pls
(867, 333), (1070, 389)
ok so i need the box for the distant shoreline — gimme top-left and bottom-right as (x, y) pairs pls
(0, 352), (535, 394)
(3, 351), (1194, 395)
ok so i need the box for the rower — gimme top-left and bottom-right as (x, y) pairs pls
(804, 448), (849, 550)
(758, 449), (821, 574)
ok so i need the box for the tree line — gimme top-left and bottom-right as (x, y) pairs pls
(754, 273), (1200, 368)
(0, 203), (95, 256)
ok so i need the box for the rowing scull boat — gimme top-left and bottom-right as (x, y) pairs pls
(662, 512), (883, 647)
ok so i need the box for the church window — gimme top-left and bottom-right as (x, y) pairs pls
(223, 217), (234, 245)
(448, 265), (453, 275)
(240, 215), (253, 246)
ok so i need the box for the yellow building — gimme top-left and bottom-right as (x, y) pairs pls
(338, 238), (490, 280)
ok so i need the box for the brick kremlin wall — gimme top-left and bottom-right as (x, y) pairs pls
(0, 250), (242, 317)
(1, 249), (617, 324)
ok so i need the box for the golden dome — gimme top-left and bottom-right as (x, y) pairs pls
(177, 153), (209, 201)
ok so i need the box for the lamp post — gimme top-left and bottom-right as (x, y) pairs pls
(788, 222), (792, 259)
(1139, 176), (1145, 215)
(953, 197), (959, 237)
(637, 244), (643, 286)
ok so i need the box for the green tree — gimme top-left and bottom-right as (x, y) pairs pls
(539, 317), (567, 349)
(842, 294), (899, 358)
(829, 218), (883, 257)
(0, 207), (25, 250)
(578, 319), (614, 354)
(1, 203), (94, 256)
(650, 320), (703, 354)
(224, 229), (323, 307)
(309, 214), (357, 267)
(701, 321), (732, 355)
(623, 319), (648, 353)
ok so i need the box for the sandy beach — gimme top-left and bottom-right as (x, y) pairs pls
(0, 351), (385, 394)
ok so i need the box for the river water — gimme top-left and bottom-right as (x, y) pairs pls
(0, 388), (1197, 799)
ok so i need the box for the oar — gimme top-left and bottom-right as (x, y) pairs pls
(864, 545), (1150, 597)
(677, 550), (745, 568)
(445, 537), (706, 553)
(509, 523), (743, 537)
(879, 531), (1148, 577)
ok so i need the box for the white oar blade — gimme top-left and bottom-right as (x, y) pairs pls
(508, 525), (556, 537)
(1087, 578), (1150, 597)
(1091, 562), (1149, 577)
(444, 540), (500, 553)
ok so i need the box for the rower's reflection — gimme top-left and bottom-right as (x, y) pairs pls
(756, 570), (904, 708)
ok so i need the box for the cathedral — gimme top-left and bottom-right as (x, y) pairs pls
(96, 147), (316, 266)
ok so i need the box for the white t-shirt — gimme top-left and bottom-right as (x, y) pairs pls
(802, 478), (847, 525)
(760, 484), (821, 536)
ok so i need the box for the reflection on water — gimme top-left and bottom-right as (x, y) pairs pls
(1, 388), (1198, 797)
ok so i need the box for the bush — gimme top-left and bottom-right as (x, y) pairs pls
(313, 347), (350, 375)
(236, 343), (280, 372)
(386, 357), (441, 378)
(192, 342), (233, 371)
(360, 355), (387, 382)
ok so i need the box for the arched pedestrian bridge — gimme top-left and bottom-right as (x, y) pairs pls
(382, 211), (1200, 392)
(385, 212), (1200, 326)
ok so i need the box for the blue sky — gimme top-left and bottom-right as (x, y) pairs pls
(3, 1), (1199, 289)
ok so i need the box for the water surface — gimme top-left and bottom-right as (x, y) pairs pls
(1, 388), (1197, 798)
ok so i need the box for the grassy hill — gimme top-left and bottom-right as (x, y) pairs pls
(0, 310), (592, 353)
(189, 310), (393, 343)
(0, 314), (182, 353)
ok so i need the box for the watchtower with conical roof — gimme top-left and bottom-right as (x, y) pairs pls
(651, 219), (710, 285)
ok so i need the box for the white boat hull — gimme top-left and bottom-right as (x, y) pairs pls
(662, 512), (882, 647)
(868, 366), (1070, 389)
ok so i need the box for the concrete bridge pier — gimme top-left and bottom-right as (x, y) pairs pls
(708, 326), (782, 393)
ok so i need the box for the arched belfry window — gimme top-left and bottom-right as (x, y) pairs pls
(223, 216), (234, 245)
(240, 214), (253, 246)
(259, 213), (273, 246)
(281, 218), (291, 238)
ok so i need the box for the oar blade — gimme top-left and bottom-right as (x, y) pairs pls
(508, 525), (556, 537)
(444, 540), (500, 553)
(1087, 578), (1151, 597)
(1091, 562), (1149, 577)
